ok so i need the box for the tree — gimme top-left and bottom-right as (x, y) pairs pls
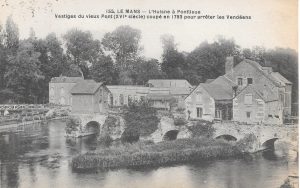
(264, 48), (298, 106)
(186, 37), (239, 84)
(160, 34), (186, 79)
(135, 58), (163, 85)
(90, 55), (118, 84)
(102, 25), (142, 69)
(4, 40), (44, 103)
(63, 28), (102, 78)
(32, 32), (66, 103)
(5, 15), (19, 55)
(0, 24), (8, 90)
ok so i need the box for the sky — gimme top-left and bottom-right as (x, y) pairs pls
(0, 0), (298, 60)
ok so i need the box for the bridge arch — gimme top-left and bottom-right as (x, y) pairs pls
(163, 130), (179, 141)
(215, 134), (237, 141)
(85, 121), (101, 134)
(261, 138), (279, 150)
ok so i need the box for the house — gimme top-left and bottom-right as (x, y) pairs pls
(49, 76), (83, 105)
(185, 56), (292, 125)
(185, 76), (235, 121)
(224, 57), (292, 124)
(70, 80), (110, 114)
(107, 79), (193, 111)
(148, 79), (193, 110)
(233, 85), (281, 124)
(106, 86), (149, 106)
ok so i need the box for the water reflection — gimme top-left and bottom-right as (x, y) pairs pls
(0, 120), (298, 188)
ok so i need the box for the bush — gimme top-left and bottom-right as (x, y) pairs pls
(188, 120), (215, 138)
(98, 134), (113, 146)
(123, 101), (159, 140)
(65, 116), (80, 134)
(121, 128), (140, 143)
(236, 133), (257, 152)
(174, 117), (187, 126)
(71, 138), (242, 171)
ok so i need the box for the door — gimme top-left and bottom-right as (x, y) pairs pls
(196, 107), (203, 118)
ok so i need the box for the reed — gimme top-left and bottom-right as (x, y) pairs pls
(72, 138), (242, 171)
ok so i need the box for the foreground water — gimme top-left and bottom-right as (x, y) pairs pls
(0, 120), (298, 188)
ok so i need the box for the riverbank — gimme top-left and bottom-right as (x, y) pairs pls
(71, 138), (243, 171)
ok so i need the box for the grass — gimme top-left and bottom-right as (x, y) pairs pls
(71, 138), (242, 171)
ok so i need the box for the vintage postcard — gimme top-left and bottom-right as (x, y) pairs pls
(0, 0), (298, 188)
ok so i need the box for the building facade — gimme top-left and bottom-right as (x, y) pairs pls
(185, 76), (234, 121)
(185, 57), (292, 125)
(49, 76), (83, 105)
(70, 80), (110, 114)
(107, 80), (193, 111)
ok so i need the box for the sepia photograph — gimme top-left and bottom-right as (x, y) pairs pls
(0, 0), (298, 187)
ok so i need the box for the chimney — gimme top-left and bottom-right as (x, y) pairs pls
(225, 56), (234, 74)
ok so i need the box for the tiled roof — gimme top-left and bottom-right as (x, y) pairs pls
(70, 80), (103, 94)
(270, 72), (292, 85)
(201, 83), (233, 100)
(50, 76), (83, 83)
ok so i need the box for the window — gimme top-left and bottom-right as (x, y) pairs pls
(128, 95), (132, 104)
(60, 97), (65, 105)
(244, 94), (253, 105)
(246, 112), (251, 118)
(119, 94), (124, 105)
(110, 94), (113, 106)
(247, 78), (253, 85)
(215, 109), (222, 119)
(238, 78), (243, 86)
(279, 93), (284, 104)
(50, 87), (54, 96)
(60, 87), (65, 96)
(196, 107), (203, 118)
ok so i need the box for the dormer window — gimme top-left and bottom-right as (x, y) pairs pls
(247, 78), (253, 85)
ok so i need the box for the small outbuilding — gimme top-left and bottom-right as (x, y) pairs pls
(70, 80), (110, 114)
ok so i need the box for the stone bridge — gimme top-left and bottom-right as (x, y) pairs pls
(68, 113), (107, 137)
(69, 113), (297, 152)
(213, 122), (298, 151)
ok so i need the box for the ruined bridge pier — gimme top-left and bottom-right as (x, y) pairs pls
(213, 122), (298, 151)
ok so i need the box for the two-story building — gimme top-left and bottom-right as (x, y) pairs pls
(185, 57), (292, 125)
(70, 80), (110, 114)
(185, 76), (235, 121)
(225, 57), (292, 124)
(49, 76), (84, 105)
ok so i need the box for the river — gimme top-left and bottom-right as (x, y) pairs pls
(0, 120), (298, 188)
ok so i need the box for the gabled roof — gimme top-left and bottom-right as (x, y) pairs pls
(237, 59), (283, 87)
(185, 76), (235, 101)
(201, 83), (233, 100)
(70, 80), (104, 95)
(50, 76), (83, 83)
